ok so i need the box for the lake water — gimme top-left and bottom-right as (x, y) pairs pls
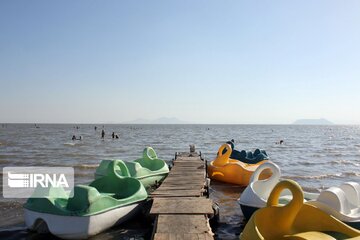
(1, 124), (360, 239)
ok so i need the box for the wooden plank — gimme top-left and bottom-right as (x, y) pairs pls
(150, 198), (213, 214)
(152, 189), (203, 193)
(164, 171), (204, 175)
(159, 179), (204, 184)
(174, 160), (202, 163)
(176, 157), (201, 160)
(161, 175), (204, 179)
(170, 168), (204, 171)
(173, 163), (203, 167)
(151, 197), (205, 201)
(156, 186), (202, 191)
(154, 233), (213, 240)
(155, 186), (204, 192)
(159, 180), (204, 184)
(156, 215), (209, 233)
(167, 171), (203, 174)
(174, 162), (203, 165)
(151, 192), (203, 197)
(163, 177), (204, 181)
(151, 191), (204, 196)
(172, 167), (204, 170)
(154, 189), (204, 193)
(174, 161), (203, 164)
(152, 191), (204, 196)
(163, 178), (205, 186)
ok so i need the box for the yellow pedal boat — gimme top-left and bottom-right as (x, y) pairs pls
(241, 179), (360, 240)
(207, 144), (270, 186)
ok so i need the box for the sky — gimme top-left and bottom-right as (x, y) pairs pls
(0, 1), (360, 124)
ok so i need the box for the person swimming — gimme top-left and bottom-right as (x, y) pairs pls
(101, 129), (105, 139)
(72, 135), (82, 141)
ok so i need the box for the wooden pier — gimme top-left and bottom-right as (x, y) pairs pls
(150, 148), (214, 240)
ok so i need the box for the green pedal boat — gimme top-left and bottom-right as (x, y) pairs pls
(24, 160), (148, 239)
(95, 147), (169, 189)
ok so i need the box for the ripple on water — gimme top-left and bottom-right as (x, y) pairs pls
(330, 159), (360, 167)
(283, 172), (342, 180)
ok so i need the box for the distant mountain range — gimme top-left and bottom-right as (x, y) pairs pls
(293, 118), (334, 125)
(125, 117), (187, 124)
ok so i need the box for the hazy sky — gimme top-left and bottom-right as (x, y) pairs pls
(1, 1), (359, 124)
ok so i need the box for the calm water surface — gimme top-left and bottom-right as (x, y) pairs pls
(1, 124), (360, 239)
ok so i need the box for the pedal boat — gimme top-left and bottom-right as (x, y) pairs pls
(241, 179), (360, 240)
(24, 160), (148, 239)
(238, 162), (318, 220)
(95, 147), (169, 189)
(207, 144), (271, 186)
(308, 182), (360, 230)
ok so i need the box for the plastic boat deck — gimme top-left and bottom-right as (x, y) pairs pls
(150, 150), (214, 240)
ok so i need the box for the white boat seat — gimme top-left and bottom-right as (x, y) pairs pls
(340, 182), (360, 208)
(317, 187), (351, 215)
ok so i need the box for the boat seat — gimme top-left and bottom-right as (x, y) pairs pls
(231, 149), (268, 164)
(254, 148), (261, 156)
(340, 182), (360, 208)
(66, 185), (100, 211)
(90, 174), (141, 199)
(134, 158), (166, 171)
(124, 161), (144, 176)
(317, 187), (351, 215)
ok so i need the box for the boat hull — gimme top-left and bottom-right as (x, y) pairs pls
(240, 204), (259, 220)
(25, 202), (143, 239)
(208, 160), (270, 186)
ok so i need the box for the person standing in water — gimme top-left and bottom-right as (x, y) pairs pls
(112, 132), (115, 139)
(101, 129), (105, 139)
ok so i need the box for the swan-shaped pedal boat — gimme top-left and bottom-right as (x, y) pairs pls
(241, 179), (360, 240)
(95, 147), (169, 189)
(208, 144), (271, 186)
(24, 160), (148, 239)
(238, 162), (319, 219)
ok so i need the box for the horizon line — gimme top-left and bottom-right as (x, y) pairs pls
(1, 122), (359, 125)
